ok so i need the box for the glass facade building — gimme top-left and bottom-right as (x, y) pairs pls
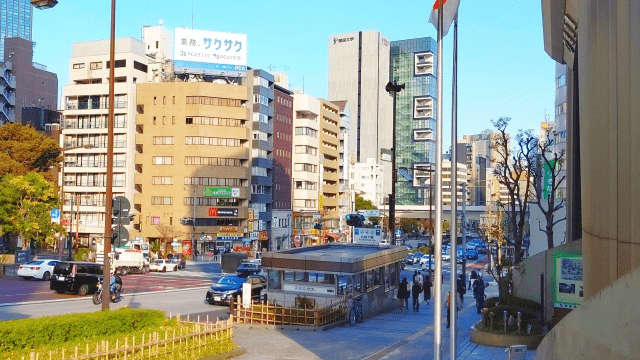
(0, 0), (32, 63)
(390, 37), (437, 205)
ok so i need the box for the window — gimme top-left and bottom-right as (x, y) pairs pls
(162, 116), (166, 125)
(295, 145), (317, 155)
(151, 196), (173, 205)
(294, 127), (317, 138)
(413, 96), (433, 119)
(184, 177), (242, 186)
(414, 51), (434, 75)
(152, 176), (173, 185)
(106, 59), (126, 68)
(556, 102), (567, 115)
(185, 96), (243, 107)
(73, 63), (85, 69)
(153, 97), (157, 105)
(172, 96), (175, 105)
(414, 129), (433, 141)
(152, 156), (173, 165)
(153, 116), (156, 125)
(185, 116), (244, 127)
(133, 61), (148, 73)
(90, 62), (102, 70)
(163, 96), (166, 105)
(185, 136), (242, 147)
(184, 157), (242, 167)
(294, 163), (317, 173)
(253, 94), (270, 106)
(172, 116), (175, 125)
(153, 136), (174, 145)
(556, 74), (566, 88)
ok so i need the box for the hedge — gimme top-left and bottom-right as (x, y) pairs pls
(74, 248), (91, 261)
(0, 308), (167, 353)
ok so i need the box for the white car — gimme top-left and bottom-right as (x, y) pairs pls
(442, 253), (451, 262)
(17, 260), (59, 281)
(419, 254), (432, 266)
(150, 259), (178, 272)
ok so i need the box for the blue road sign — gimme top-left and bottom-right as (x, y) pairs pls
(50, 208), (60, 219)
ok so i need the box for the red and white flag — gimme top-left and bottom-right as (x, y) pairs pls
(429, 0), (461, 37)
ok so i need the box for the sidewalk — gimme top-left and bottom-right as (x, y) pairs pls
(232, 283), (537, 360)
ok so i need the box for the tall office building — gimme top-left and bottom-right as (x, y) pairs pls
(272, 81), (293, 250)
(328, 30), (393, 197)
(461, 130), (508, 205)
(0, 0), (32, 63)
(134, 81), (251, 255)
(553, 63), (568, 199)
(318, 99), (341, 235)
(60, 37), (151, 252)
(389, 37), (437, 205)
(246, 69), (274, 251)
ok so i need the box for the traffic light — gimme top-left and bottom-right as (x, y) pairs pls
(346, 214), (365, 227)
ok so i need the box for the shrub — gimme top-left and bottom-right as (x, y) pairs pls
(75, 248), (90, 261)
(0, 308), (166, 352)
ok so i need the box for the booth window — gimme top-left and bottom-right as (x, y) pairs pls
(267, 270), (281, 290)
(389, 263), (398, 287)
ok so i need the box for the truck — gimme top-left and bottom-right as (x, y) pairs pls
(111, 249), (149, 275)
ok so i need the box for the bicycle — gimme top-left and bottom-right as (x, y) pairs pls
(349, 294), (364, 325)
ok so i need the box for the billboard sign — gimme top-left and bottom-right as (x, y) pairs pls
(543, 159), (556, 199)
(204, 187), (240, 197)
(553, 252), (583, 309)
(358, 209), (380, 217)
(174, 28), (247, 76)
(208, 208), (239, 217)
(353, 228), (382, 245)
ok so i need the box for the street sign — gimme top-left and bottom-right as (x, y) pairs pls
(50, 208), (60, 219)
(358, 209), (380, 217)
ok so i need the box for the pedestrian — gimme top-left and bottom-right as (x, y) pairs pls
(412, 279), (422, 313)
(423, 275), (432, 305)
(446, 290), (461, 329)
(469, 270), (477, 290)
(416, 271), (423, 285)
(473, 276), (486, 314)
(457, 274), (466, 303)
(398, 277), (410, 313)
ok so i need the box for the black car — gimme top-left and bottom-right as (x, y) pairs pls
(205, 274), (266, 305)
(167, 254), (186, 269)
(236, 261), (261, 274)
(50, 262), (106, 296)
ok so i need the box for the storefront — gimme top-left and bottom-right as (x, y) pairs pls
(261, 243), (408, 317)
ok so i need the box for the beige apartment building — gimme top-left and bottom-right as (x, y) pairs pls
(319, 99), (341, 234)
(133, 81), (251, 255)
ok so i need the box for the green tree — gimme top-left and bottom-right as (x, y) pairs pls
(354, 194), (376, 210)
(0, 173), (60, 249)
(0, 123), (61, 182)
(399, 218), (420, 234)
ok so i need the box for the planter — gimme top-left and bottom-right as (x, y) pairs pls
(470, 321), (545, 349)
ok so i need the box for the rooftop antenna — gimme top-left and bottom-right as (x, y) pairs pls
(283, 65), (290, 72)
(303, 76), (305, 94)
(267, 64), (276, 73)
(191, 0), (194, 29)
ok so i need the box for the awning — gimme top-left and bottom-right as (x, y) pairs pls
(325, 233), (341, 240)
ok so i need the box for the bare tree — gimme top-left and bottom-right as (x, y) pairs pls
(491, 117), (537, 265)
(531, 129), (566, 250)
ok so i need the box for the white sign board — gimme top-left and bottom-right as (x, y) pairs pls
(358, 209), (380, 217)
(242, 282), (252, 309)
(353, 228), (382, 245)
(174, 28), (247, 75)
(283, 283), (336, 295)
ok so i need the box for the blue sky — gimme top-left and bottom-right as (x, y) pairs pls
(32, 0), (555, 149)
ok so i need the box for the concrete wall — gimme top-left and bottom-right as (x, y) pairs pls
(534, 264), (640, 360)
(512, 239), (581, 328)
(528, 204), (566, 257)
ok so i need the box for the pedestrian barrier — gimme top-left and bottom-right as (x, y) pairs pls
(11, 316), (233, 360)
(233, 296), (347, 327)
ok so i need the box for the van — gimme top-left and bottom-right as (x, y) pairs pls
(50, 261), (103, 296)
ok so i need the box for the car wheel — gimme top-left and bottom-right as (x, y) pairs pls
(56, 290), (66, 294)
(162, 267), (166, 272)
(42, 271), (51, 281)
(78, 284), (89, 296)
(173, 266), (177, 272)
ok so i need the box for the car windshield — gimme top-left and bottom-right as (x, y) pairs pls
(26, 261), (44, 265)
(155, 260), (164, 265)
(217, 276), (244, 286)
(53, 262), (71, 275)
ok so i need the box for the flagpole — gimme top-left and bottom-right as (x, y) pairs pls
(450, 13), (459, 360)
(434, 0), (445, 359)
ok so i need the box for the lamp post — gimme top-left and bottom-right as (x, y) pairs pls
(385, 80), (404, 245)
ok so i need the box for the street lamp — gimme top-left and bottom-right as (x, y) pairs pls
(385, 80), (405, 245)
(30, 0), (58, 9)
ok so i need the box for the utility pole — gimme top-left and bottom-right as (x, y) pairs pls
(385, 80), (405, 245)
(461, 182), (467, 290)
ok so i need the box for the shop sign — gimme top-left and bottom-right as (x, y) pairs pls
(182, 241), (192, 257)
(219, 226), (238, 233)
(294, 235), (301, 247)
(259, 231), (268, 241)
(217, 235), (242, 240)
(152, 217), (160, 225)
(208, 208), (238, 217)
(218, 232), (243, 238)
(203, 187), (240, 198)
(248, 209), (254, 220)
(283, 283), (335, 295)
(250, 231), (259, 240)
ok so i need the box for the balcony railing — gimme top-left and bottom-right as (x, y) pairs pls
(66, 101), (127, 110)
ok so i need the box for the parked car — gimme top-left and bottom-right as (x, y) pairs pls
(167, 253), (186, 269)
(442, 253), (451, 262)
(417, 242), (429, 249)
(419, 254), (432, 266)
(404, 253), (417, 265)
(50, 262), (104, 296)
(150, 259), (178, 272)
(466, 249), (479, 260)
(17, 259), (59, 281)
(236, 261), (261, 274)
(476, 243), (488, 254)
(205, 274), (266, 305)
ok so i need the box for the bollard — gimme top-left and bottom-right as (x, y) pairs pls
(503, 310), (508, 333)
(517, 311), (522, 333)
(527, 323), (533, 334)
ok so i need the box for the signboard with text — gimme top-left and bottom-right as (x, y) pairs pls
(553, 252), (583, 309)
(203, 187), (240, 197)
(353, 228), (382, 245)
(174, 28), (247, 76)
(358, 209), (380, 217)
(207, 208), (238, 217)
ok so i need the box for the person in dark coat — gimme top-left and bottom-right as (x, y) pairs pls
(423, 275), (432, 304)
(412, 280), (422, 313)
(398, 277), (410, 313)
(473, 277), (486, 314)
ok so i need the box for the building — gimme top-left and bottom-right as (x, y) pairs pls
(553, 63), (567, 199)
(133, 81), (251, 256)
(389, 37), (437, 206)
(441, 158), (470, 207)
(291, 92), (321, 246)
(330, 100), (352, 239)
(328, 30), (393, 198)
(461, 130), (508, 205)
(318, 99), (341, 240)
(272, 81), (293, 251)
(352, 158), (384, 207)
(60, 37), (150, 253)
(0, 37), (57, 125)
(246, 69), (274, 252)
(0, 0), (31, 64)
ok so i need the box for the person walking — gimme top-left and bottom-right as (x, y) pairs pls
(473, 276), (486, 314)
(412, 280), (422, 313)
(423, 275), (432, 305)
(457, 274), (466, 304)
(398, 277), (410, 313)
(446, 290), (461, 329)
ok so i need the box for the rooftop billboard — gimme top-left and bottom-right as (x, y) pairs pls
(173, 28), (247, 76)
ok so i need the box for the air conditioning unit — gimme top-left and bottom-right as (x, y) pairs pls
(64, 176), (75, 181)
(64, 157), (75, 162)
